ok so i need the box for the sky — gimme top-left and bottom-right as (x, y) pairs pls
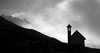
(1, 0), (100, 48)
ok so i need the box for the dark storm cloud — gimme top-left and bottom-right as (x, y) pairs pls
(0, 0), (25, 11)
(0, 0), (25, 14)
(70, 0), (100, 37)
(0, 0), (62, 15)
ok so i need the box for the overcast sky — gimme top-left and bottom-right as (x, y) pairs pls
(1, 0), (100, 49)
(0, 0), (62, 15)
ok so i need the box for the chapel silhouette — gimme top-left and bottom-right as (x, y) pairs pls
(67, 24), (86, 48)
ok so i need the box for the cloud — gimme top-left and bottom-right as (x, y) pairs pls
(11, 12), (25, 18)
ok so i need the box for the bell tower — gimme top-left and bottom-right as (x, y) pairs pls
(67, 24), (72, 44)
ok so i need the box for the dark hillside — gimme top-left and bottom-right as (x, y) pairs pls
(0, 16), (64, 53)
(0, 16), (100, 53)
